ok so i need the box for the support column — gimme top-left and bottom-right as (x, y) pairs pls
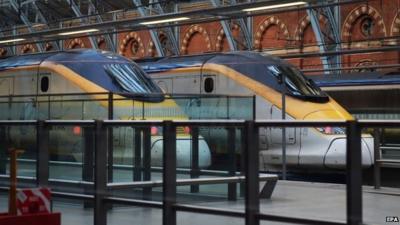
(163, 121), (176, 225)
(346, 120), (362, 225)
(94, 120), (107, 225)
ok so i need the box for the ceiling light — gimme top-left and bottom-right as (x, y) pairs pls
(140, 17), (190, 25)
(242, 1), (307, 12)
(58, 29), (99, 36)
(0, 38), (25, 44)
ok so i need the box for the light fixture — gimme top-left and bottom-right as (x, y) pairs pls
(242, 1), (307, 12)
(140, 17), (190, 25)
(58, 29), (99, 36)
(0, 38), (25, 44)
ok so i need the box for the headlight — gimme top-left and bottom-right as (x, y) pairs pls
(316, 126), (345, 135)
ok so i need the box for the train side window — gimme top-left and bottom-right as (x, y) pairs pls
(204, 77), (214, 93)
(40, 76), (49, 92)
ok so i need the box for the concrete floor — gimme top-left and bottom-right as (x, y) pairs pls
(1, 180), (399, 225)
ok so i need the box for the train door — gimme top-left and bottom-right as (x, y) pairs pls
(173, 75), (200, 94)
(270, 105), (300, 164)
(0, 77), (12, 119)
(13, 70), (37, 120)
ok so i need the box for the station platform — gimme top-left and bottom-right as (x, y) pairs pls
(1, 180), (399, 225)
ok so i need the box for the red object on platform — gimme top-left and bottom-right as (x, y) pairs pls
(16, 188), (51, 215)
(0, 212), (61, 225)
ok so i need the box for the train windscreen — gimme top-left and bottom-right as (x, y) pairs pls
(267, 65), (325, 98)
(104, 63), (161, 94)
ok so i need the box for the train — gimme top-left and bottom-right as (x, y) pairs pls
(0, 49), (211, 168)
(138, 51), (375, 171)
(308, 71), (400, 159)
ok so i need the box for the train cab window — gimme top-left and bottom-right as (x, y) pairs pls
(267, 65), (325, 98)
(40, 76), (49, 92)
(104, 63), (161, 94)
(204, 77), (214, 93)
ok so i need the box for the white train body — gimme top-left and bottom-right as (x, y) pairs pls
(0, 50), (211, 168)
(139, 51), (374, 170)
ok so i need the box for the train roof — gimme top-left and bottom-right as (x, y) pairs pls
(307, 71), (400, 88)
(0, 49), (129, 71)
(138, 51), (288, 73)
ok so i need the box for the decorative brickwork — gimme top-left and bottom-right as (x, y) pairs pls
(119, 31), (145, 58)
(254, 16), (289, 50)
(181, 25), (211, 54)
(342, 5), (386, 40)
(67, 38), (85, 49)
(21, 44), (35, 54)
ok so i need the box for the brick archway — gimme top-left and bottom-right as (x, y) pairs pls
(254, 16), (289, 50)
(342, 5), (386, 40)
(294, 14), (328, 42)
(148, 31), (168, 57)
(67, 38), (85, 49)
(390, 11), (400, 37)
(119, 31), (145, 57)
(181, 25), (211, 54)
(21, 44), (36, 54)
(215, 23), (243, 51)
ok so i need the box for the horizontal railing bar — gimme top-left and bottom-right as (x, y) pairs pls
(103, 120), (163, 126)
(0, 174), (36, 181)
(173, 204), (244, 217)
(256, 213), (346, 225)
(0, 120), (37, 125)
(108, 175), (277, 190)
(44, 120), (96, 125)
(52, 191), (94, 200)
(359, 120), (400, 128)
(0, 92), (253, 99)
(104, 197), (163, 209)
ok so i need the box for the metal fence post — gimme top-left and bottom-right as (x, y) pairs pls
(190, 126), (199, 193)
(107, 93), (114, 183)
(227, 127), (237, 200)
(163, 121), (176, 225)
(346, 120), (362, 225)
(142, 127), (152, 200)
(244, 121), (259, 225)
(0, 126), (6, 174)
(83, 126), (94, 208)
(94, 120), (107, 225)
(373, 128), (381, 189)
(134, 128), (142, 181)
(36, 120), (49, 187)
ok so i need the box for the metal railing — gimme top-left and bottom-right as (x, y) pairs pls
(1, 119), (398, 225)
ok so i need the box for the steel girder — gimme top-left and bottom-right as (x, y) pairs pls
(9, 0), (43, 52)
(132, 0), (180, 56)
(210, 0), (252, 51)
(307, 1), (341, 74)
(68, 0), (98, 49)
(87, 0), (116, 52)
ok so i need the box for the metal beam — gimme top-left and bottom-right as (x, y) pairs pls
(132, 0), (164, 57)
(68, 0), (98, 49)
(87, 0), (116, 52)
(307, 1), (341, 74)
(210, 0), (237, 51)
(151, 0), (180, 56)
(31, 1), (60, 50)
(9, 0), (43, 52)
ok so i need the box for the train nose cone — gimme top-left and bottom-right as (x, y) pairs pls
(324, 135), (374, 169)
